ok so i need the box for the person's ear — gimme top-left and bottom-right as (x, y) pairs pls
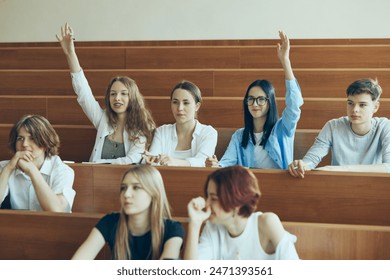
(373, 101), (380, 113)
(195, 102), (201, 112)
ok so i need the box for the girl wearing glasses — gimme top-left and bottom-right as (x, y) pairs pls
(56, 23), (156, 164)
(206, 31), (303, 169)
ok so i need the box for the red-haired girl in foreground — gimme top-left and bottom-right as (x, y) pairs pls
(184, 165), (298, 260)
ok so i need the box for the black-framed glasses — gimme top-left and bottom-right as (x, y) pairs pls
(245, 96), (269, 106)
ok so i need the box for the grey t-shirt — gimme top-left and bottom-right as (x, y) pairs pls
(303, 116), (390, 172)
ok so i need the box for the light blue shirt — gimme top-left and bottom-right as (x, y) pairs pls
(219, 79), (303, 169)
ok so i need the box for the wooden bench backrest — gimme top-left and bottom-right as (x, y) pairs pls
(1, 95), (388, 129)
(0, 210), (389, 260)
(68, 165), (390, 226)
(1, 69), (389, 98)
(0, 125), (330, 166)
(0, 210), (109, 260)
(1, 43), (390, 69)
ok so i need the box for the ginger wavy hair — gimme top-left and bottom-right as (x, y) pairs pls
(204, 165), (261, 218)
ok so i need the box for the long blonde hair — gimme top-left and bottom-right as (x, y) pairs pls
(105, 76), (156, 148)
(114, 165), (172, 259)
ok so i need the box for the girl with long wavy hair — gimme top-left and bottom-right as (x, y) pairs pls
(57, 23), (155, 164)
(72, 165), (184, 259)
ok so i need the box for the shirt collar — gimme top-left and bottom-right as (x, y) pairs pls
(172, 120), (200, 139)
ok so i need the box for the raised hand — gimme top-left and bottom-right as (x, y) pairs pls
(56, 23), (81, 73)
(56, 23), (75, 56)
(276, 31), (294, 80)
(276, 31), (290, 63)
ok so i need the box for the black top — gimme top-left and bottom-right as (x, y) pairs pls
(96, 212), (184, 259)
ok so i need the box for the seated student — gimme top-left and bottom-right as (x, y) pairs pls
(205, 31), (303, 169)
(184, 165), (299, 260)
(0, 115), (75, 212)
(56, 23), (155, 164)
(289, 78), (390, 178)
(72, 165), (184, 260)
(142, 81), (217, 167)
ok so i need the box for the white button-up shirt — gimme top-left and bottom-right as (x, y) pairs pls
(0, 156), (75, 212)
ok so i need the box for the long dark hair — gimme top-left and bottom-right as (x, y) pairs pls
(242, 80), (279, 148)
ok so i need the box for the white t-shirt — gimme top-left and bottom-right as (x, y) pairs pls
(198, 212), (299, 260)
(253, 132), (279, 169)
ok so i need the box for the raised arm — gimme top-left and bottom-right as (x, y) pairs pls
(277, 31), (295, 81)
(56, 23), (82, 73)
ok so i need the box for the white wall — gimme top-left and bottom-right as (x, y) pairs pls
(0, 0), (390, 42)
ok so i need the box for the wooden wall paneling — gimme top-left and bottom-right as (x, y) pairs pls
(125, 47), (240, 69)
(2, 38), (390, 48)
(0, 70), (74, 95)
(55, 125), (96, 163)
(213, 69), (390, 98)
(0, 47), (126, 70)
(3, 96), (390, 129)
(240, 45), (390, 69)
(0, 124), (12, 160)
(0, 96), (47, 124)
(2, 69), (390, 98)
(131, 70), (215, 97)
(2, 44), (389, 70)
(46, 96), (105, 125)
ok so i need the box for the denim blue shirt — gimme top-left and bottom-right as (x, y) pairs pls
(219, 79), (303, 169)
